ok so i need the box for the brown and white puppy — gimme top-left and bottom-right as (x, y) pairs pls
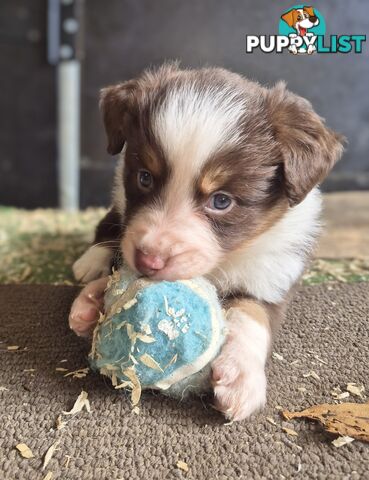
(70, 64), (344, 421)
(281, 6), (319, 37)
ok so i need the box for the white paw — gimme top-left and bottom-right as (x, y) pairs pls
(212, 350), (267, 421)
(73, 246), (113, 283)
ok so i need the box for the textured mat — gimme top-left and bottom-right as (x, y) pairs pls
(0, 284), (368, 480)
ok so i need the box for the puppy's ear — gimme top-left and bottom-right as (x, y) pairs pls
(99, 81), (137, 155)
(266, 82), (345, 206)
(304, 6), (315, 17)
(281, 9), (297, 27)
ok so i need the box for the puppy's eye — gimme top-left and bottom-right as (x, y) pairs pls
(206, 192), (234, 212)
(137, 169), (153, 191)
(297, 14), (302, 20)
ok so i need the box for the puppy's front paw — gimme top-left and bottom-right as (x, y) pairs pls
(73, 246), (113, 283)
(69, 277), (108, 337)
(212, 347), (267, 421)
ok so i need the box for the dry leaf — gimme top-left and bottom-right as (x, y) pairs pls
(43, 472), (53, 480)
(282, 402), (369, 442)
(347, 383), (365, 398)
(177, 460), (189, 472)
(43, 441), (59, 470)
(282, 427), (298, 436)
(332, 436), (355, 448)
(62, 390), (90, 415)
(16, 443), (34, 459)
(139, 353), (163, 372)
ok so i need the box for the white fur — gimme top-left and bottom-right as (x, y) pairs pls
(73, 245), (113, 283)
(209, 188), (322, 303)
(154, 85), (246, 175)
(112, 146), (127, 216)
(212, 308), (270, 420)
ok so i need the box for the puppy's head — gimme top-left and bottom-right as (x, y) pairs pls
(101, 65), (344, 280)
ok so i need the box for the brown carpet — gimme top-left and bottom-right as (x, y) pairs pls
(0, 284), (368, 480)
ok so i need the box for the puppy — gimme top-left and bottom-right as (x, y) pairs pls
(70, 64), (344, 420)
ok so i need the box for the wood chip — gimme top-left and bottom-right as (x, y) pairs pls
(332, 436), (355, 448)
(177, 460), (189, 472)
(136, 333), (156, 343)
(43, 441), (59, 470)
(282, 427), (299, 437)
(15, 443), (34, 459)
(282, 402), (369, 442)
(346, 383), (365, 397)
(62, 390), (90, 415)
(272, 352), (284, 361)
(123, 298), (137, 310)
(43, 472), (53, 480)
(122, 368), (141, 406)
(64, 367), (89, 379)
(139, 353), (163, 372)
(56, 415), (67, 430)
(302, 371), (320, 381)
(7, 345), (19, 351)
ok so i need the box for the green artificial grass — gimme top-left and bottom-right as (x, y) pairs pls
(0, 207), (368, 285)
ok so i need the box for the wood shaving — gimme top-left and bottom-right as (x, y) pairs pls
(62, 390), (91, 415)
(64, 455), (72, 468)
(336, 392), (350, 400)
(297, 387), (307, 393)
(141, 324), (152, 335)
(43, 473), (53, 480)
(272, 352), (284, 361)
(15, 443), (34, 459)
(303, 371), (320, 381)
(177, 460), (189, 472)
(123, 298), (138, 310)
(139, 353), (163, 372)
(132, 406), (140, 415)
(282, 402), (369, 442)
(313, 355), (328, 365)
(332, 436), (355, 447)
(7, 345), (19, 351)
(23, 369), (36, 373)
(115, 380), (134, 390)
(55, 368), (68, 372)
(135, 333), (156, 343)
(122, 368), (141, 406)
(346, 383), (365, 397)
(43, 441), (59, 470)
(164, 353), (178, 370)
(266, 417), (277, 426)
(64, 367), (89, 379)
(282, 427), (299, 437)
(55, 415), (67, 430)
(0, 386), (9, 391)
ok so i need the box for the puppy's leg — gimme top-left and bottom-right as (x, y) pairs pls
(73, 207), (122, 282)
(212, 298), (279, 421)
(69, 276), (109, 337)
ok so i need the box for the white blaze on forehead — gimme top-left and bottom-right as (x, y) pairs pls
(153, 84), (246, 175)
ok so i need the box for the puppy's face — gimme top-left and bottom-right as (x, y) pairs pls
(101, 66), (343, 280)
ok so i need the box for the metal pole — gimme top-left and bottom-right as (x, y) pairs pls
(48, 0), (84, 211)
(57, 60), (80, 210)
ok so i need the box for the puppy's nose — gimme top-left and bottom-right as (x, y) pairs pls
(310, 15), (318, 23)
(134, 249), (166, 275)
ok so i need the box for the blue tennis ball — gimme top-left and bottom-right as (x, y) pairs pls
(89, 267), (225, 401)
